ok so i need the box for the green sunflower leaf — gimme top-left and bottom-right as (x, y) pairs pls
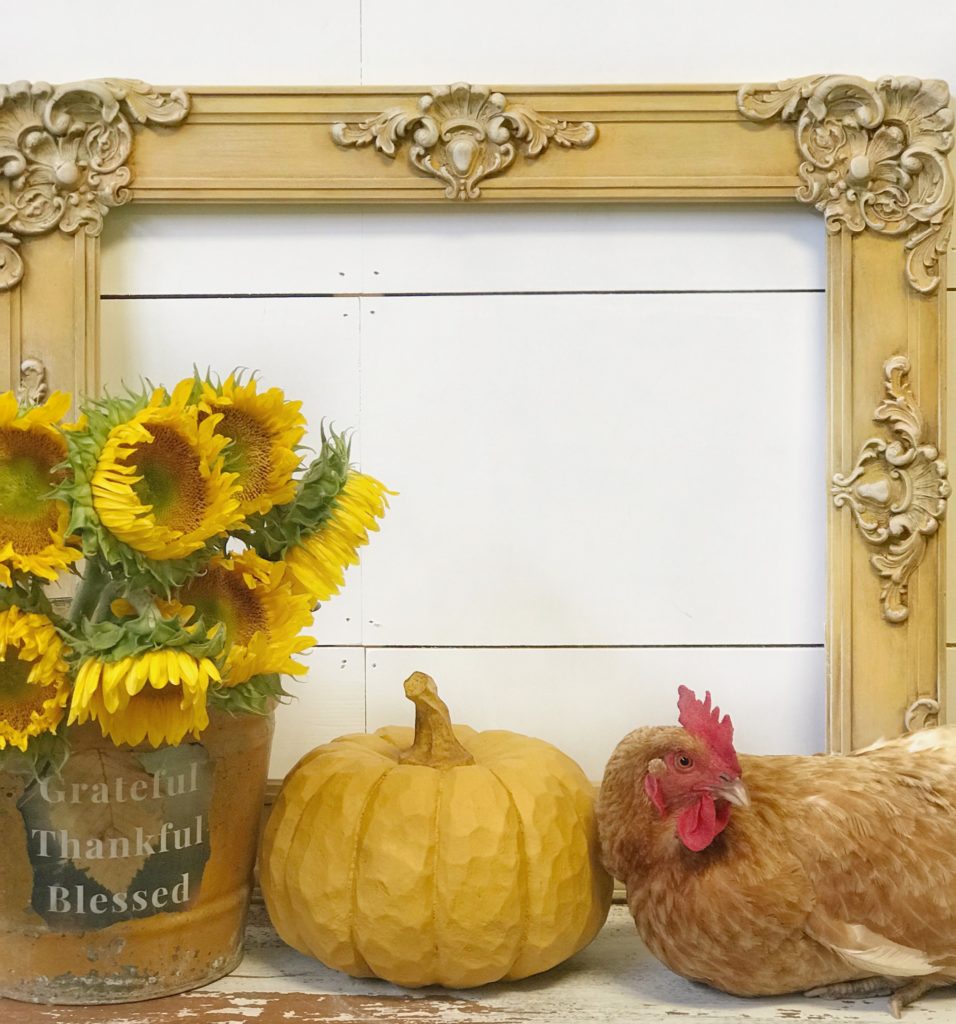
(0, 576), (59, 619)
(207, 673), (290, 716)
(244, 427), (352, 559)
(67, 610), (226, 666)
(85, 621), (126, 650)
(0, 727), (71, 781)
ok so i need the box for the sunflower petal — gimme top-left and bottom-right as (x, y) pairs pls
(0, 608), (71, 747)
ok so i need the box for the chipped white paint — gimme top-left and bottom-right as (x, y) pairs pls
(192, 904), (955, 1021)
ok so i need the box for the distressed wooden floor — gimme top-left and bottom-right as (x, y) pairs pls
(2, 904), (954, 1022)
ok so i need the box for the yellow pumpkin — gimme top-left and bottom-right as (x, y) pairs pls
(260, 672), (613, 987)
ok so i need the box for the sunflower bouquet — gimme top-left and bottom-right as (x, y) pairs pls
(0, 374), (390, 765)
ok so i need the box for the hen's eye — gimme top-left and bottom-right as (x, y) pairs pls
(675, 753), (694, 770)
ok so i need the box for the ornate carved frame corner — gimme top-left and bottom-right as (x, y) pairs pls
(1, 75), (950, 751)
(0, 79), (189, 404)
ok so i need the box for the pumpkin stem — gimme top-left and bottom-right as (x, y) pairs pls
(399, 672), (476, 768)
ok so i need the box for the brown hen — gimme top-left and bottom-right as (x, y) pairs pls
(597, 687), (956, 1017)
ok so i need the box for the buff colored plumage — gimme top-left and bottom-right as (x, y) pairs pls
(597, 689), (956, 1018)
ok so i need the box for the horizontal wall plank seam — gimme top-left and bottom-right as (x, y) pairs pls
(313, 643), (826, 650)
(101, 288), (827, 300)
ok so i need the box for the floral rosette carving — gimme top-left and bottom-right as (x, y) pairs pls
(832, 356), (949, 623)
(737, 75), (954, 294)
(332, 82), (597, 200)
(0, 79), (190, 291)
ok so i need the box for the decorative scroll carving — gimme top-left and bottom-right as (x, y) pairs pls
(904, 697), (940, 732)
(737, 75), (954, 294)
(331, 83), (597, 200)
(16, 357), (48, 406)
(832, 356), (949, 623)
(0, 79), (190, 291)
(0, 231), (22, 290)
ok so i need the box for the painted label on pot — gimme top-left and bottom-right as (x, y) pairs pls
(16, 744), (212, 932)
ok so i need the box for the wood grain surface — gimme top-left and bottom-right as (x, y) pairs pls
(2, 904), (954, 1022)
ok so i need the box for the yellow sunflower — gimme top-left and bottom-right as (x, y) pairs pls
(198, 375), (305, 518)
(283, 472), (391, 604)
(0, 390), (81, 584)
(0, 606), (71, 751)
(91, 380), (244, 562)
(171, 549), (313, 687)
(69, 648), (218, 747)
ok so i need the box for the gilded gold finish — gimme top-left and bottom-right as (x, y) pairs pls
(904, 697), (941, 732)
(0, 79), (190, 292)
(331, 83), (597, 199)
(16, 356), (47, 406)
(738, 75), (954, 294)
(832, 356), (949, 624)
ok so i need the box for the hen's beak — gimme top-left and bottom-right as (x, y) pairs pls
(712, 776), (750, 808)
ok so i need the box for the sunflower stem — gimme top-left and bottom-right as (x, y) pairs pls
(68, 557), (107, 625)
(91, 581), (124, 623)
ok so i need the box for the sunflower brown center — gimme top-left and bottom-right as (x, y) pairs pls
(0, 428), (64, 554)
(0, 653), (52, 730)
(125, 425), (207, 535)
(182, 567), (267, 646)
(214, 407), (273, 503)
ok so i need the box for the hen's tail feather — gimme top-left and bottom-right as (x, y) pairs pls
(806, 917), (938, 978)
(853, 726), (956, 760)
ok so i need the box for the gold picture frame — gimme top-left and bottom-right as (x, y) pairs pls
(0, 75), (950, 752)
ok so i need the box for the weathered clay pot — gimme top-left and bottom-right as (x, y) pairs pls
(0, 709), (273, 1003)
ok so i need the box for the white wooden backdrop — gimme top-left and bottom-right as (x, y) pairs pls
(7, 0), (956, 778)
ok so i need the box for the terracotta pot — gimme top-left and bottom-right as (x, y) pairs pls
(0, 709), (274, 1003)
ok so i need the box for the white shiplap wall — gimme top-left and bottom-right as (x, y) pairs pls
(100, 205), (827, 779)
(10, 0), (956, 778)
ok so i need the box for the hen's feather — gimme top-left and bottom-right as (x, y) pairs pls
(805, 918), (937, 979)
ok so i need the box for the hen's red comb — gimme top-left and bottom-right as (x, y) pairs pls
(677, 686), (740, 773)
